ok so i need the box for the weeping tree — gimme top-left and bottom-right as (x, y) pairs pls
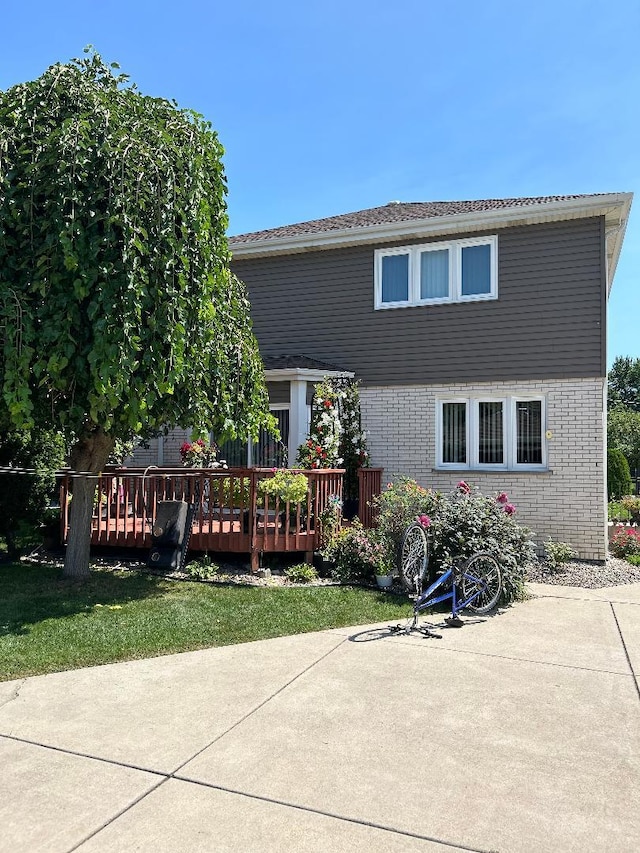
(0, 50), (272, 578)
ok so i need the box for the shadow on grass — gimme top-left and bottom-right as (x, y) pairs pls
(0, 561), (168, 638)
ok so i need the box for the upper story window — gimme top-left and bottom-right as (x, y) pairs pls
(374, 235), (498, 310)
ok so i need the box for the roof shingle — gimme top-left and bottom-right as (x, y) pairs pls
(229, 194), (611, 245)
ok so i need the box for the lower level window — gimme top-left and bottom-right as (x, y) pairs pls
(438, 397), (545, 470)
(216, 408), (290, 468)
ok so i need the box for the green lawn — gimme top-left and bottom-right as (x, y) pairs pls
(0, 562), (412, 681)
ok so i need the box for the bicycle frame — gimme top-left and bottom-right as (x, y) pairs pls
(411, 565), (488, 623)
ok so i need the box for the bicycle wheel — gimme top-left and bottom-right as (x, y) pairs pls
(460, 552), (502, 614)
(398, 522), (429, 594)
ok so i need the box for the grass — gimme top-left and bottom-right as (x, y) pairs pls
(0, 562), (412, 681)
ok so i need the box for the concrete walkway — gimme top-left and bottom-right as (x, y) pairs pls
(1, 582), (639, 853)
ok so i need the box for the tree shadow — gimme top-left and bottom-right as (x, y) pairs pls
(0, 561), (168, 638)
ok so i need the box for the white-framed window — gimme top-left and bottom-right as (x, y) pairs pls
(374, 235), (498, 310)
(436, 396), (546, 471)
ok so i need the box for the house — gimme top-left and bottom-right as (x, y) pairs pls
(221, 193), (632, 562)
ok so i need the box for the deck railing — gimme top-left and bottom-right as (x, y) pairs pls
(60, 467), (345, 570)
(357, 467), (383, 528)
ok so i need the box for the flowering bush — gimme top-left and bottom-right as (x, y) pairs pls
(374, 479), (535, 602)
(335, 378), (369, 501)
(258, 469), (309, 504)
(371, 478), (441, 559)
(322, 519), (390, 583)
(180, 438), (225, 468)
(297, 378), (369, 504)
(621, 495), (640, 523)
(297, 380), (342, 469)
(610, 526), (640, 559)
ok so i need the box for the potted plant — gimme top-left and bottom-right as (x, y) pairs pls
(374, 555), (394, 589)
(258, 469), (309, 531)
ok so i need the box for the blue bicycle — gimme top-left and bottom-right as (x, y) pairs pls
(391, 522), (502, 637)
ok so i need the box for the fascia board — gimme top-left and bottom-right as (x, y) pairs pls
(231, 193), (634, 259)
(265, 368), (355, 382)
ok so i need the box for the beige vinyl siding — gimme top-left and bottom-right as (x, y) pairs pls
(233, 218), (605, 385)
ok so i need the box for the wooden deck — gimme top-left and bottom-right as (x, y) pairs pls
(60, 466), (382, 570)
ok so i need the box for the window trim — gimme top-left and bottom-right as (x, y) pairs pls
(375, 235), (498, 310)
(436, 395), (547, 472)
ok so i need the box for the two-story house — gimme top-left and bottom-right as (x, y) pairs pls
(224, 193), (632, 562)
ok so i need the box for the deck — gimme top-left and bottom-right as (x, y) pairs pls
(60, 467), (382, 570)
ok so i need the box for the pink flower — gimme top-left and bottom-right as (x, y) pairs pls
(496, 492), (509, 504)
(457, 480), (471, 494)
(417, 514), (431, 528)
(503, 503), (516, 515)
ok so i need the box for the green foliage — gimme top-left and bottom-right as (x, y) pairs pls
(317, 494), (343, 547)
(607, 448), (632, 500)
(621, 495), (640, 522)
(217, 476), (250, 508)
(625, 554), (640, 566)
(284, 564), (318, 584)
(296, 377), (369, 502)
(323, 520), (389, 584)
(297, 380), (342, 469)
(609, 527), (640, 559)
(185, 554), (220, 580)
(607, 407), (640, 474)
(372, 477), (437, 559)
(0, 49), (272, 446)
(374, 479), (535, 603)
(608, 501), (631, 522)
(0, 412), (66, 557)
(608, 356), (640, 412)
(543, 540), (577, 570)
(258, 470), (308, 504)
(334, 377), (369, 502)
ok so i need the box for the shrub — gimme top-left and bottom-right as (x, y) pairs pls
(543, 540), (577, 569)
(626, 554), (640, 566)
(186, 555), (220, 580)
(375, 479), (536, 603)
(371, 478), (441, 559)
(621, 495), (640, 522)
(0, 424), (66, 557)
(284, 563), (318, 584)
(426, 486), (535, 603)
(609, 501), (631, 522)
(610, 527), (640, 559)
(608, 448), (632, 500)
(323, 519), (387, 584)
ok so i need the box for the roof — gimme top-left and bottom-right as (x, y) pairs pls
(230, 195), (609, 246)
(229, 192), (633, 287)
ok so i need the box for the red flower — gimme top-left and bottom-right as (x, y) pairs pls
(324, 400), (332, 408)
(457, 480), (471, 494)
(496, 492), (509, 504)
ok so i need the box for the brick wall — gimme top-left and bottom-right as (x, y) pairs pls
(360, 377), (607, 561)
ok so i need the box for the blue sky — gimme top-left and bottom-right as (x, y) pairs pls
(2, 0), (638, 366)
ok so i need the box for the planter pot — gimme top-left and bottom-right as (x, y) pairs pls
(376, 574), (393, 589)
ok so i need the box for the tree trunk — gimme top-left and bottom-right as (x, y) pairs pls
(63, 428), (114, 579)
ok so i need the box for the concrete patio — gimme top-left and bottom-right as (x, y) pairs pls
(1, 581), (639, 852)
